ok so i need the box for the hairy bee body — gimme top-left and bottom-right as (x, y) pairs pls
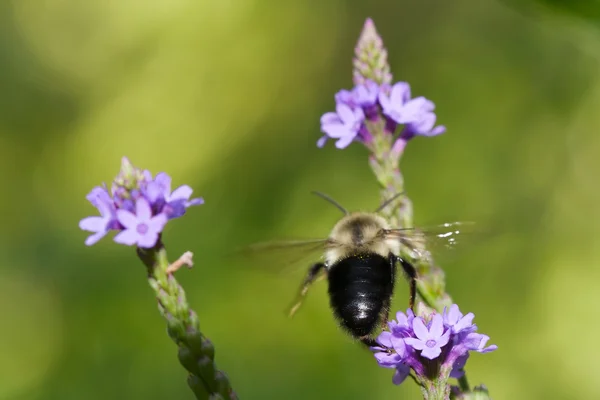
(286, 212), (415, 347)
(247, 191), (468, 348)
(327, 252), (396, 338)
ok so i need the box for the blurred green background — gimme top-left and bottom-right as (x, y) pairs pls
(2, 0), (600, 399)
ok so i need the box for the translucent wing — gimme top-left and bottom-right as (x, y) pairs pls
(235, 238), (333, 276)
(382, 221), (479, 262)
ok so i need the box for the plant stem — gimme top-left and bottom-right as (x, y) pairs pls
(458, 375), (470, 392)
(369, 146), (452, 313)
(136, 239), (237, 400)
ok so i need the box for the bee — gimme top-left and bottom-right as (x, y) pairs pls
(244, 192), (471, 348)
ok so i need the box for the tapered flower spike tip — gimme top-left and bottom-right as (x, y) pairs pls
(353, 18), (392, 86)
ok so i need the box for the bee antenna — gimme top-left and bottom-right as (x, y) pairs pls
(375, 191), (406, 213)
(311, 191), (349, 215)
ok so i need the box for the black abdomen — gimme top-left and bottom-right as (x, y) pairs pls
(327, 253), (394, 338)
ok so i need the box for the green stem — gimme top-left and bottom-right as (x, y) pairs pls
(368, 146), (452, 313)
(420, 378), (451, 400)
(136, 239), (237, 400)
(458, 375), (470, 392)
(367, 129), (458, 398)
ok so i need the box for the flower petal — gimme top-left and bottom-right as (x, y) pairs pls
(390, 82), (410, 105)
(430, 314), (444, 337)
(354, 80), (379, 106)
(165, 199), (187, 219)
(117, 209), (138, 229)
(374, 352), (401, 368)
(420, 345), (442, 360)
(144, 181), (164, 205)
(154, 172), (172, 195)
(352, 107), (365, 122)
(336, 103), (355, 124)
(412, 317), (429, 340)
(404, 337), (425, 350)
(85, 230), (108, 246)
(86, 186), (111, 208)
(335, 134), (355, 149)
(135, 198), (152, 221)
(378, 92), (391, 112)
(444, 304), (461, 325)
(317, 136), (328, 148)
(320, 112), (341, 126)
(377, 331), (393, 348)
(395, 311), (409, 328)
(425, 125), (446, 136)
(480, 344), (498, 353)
(187, 197), (204, 207)
(321, 122), (349, 139)
(390, 337), (407, 357)
(454, 313), (475, 333)
(169, 185), (193, 201)
(335, 89), (353, 105)
(137, 231), (159, 248)
(450, 354), (469, 379)
(79, 216), (106, 233)
(437, 329), (451, 348)
(148, 213), (168, 233)
(392, 364), (410, 385)
(114, 228), (139, 246)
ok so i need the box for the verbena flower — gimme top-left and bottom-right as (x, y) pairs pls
(114, 198), (168, 248)
(318, 80), (445, 149)
(79, 157), (203, 248)
(318, 103), (366, 149)
(404, 314), (450, 359)
(371, 304), (497, 386)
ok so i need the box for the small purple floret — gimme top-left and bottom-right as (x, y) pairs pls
(79, 157), (204, 247)
(114, 198), (167, 248)
(371, 304), (496, 386)
(79, 186), (118, 246)
(319, 103), (365, 149)
(404, 315), (450, 359)
(319, 80), (445, 150)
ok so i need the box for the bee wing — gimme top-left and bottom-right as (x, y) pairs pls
(235, 238), (333, 276)
(382, 221), (479, 260)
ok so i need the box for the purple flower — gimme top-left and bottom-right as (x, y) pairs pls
(378, 81), (445, 141)
(352, 80), (379, 107)
(320, 79), (445, 150)
(399, 111), (446, 141)
(79, 187), (118, 245)
(388, 308), (415, 336)
(443, 304), (476, 334)
(114, 198), (168, 248)
(464, 333), (497, 353)
(152, 172), (204, 219)
(378, 82), (412, 123)
(405, 315), (450, 359)
(450, 354), (469, 379)
(80, 157), (204, 247)
(371, 304), (496, 386)
(392, 364), (411, 385)
(373, 330), (411, 386)
(319, 103), (365, 149)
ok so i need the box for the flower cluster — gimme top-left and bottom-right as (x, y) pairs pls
(372, 304), (497, 385)
(79, 157), (204, 248)
(318, 80), (446, 149)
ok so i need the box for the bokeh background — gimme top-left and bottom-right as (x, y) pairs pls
(2, 0), (600, 399)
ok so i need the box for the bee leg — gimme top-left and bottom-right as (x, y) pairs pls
(359, 336), (380, 348)
(287, 262), (326, 318)
(392, 254), (417, 311)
